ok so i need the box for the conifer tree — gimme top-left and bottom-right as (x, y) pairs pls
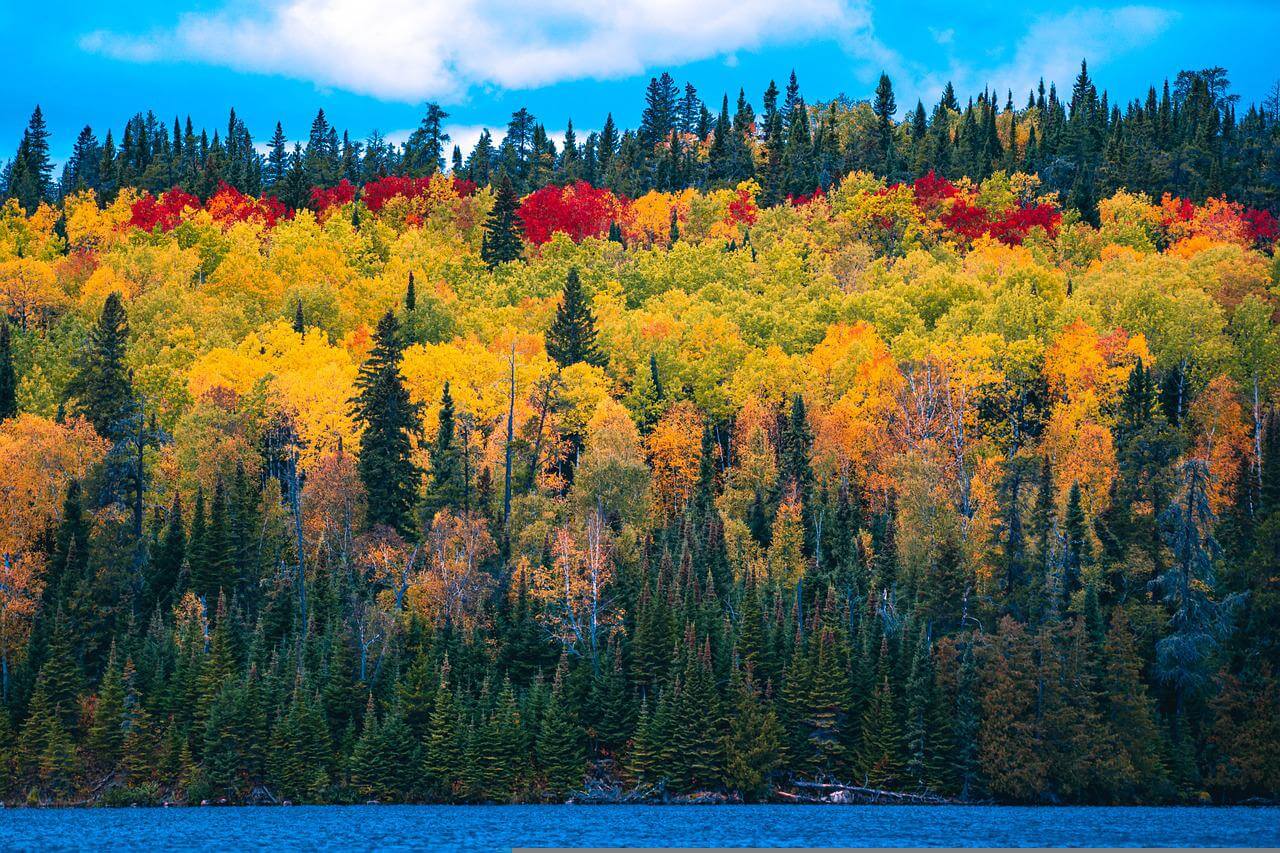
(483, 680), (529, 800)
(873, 73), (898, 177)
(481, 176), (522, 268)
(425, 382), (465, 519)
(87, 645), (126, 771)
(537, 666), (585, 798)
(65, 291), (133, 440)
(804, 628), (848, 776)
(352, 311), (421, 535)
(545, 268), (605, 369)
(859, 636), (903, 788)
(722, 664), (786, 801)
(422, 666), (461, 799)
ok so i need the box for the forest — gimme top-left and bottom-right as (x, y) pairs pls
(0, 62), (1278, 807)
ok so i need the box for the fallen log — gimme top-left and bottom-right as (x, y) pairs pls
(783, 779), (959, 805)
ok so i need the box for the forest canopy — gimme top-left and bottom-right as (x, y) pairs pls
(0, 62), (1278, 807)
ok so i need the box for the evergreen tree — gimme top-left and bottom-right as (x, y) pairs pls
(425, 382), (466, 519)
(545, 268), (605, 369)
(87, 646), (127, 771)
(481, 176), (522, 268)
(422, 668), (461, 799)
(873, 73), (898, 177)
(405, 103), (450, 176)
(537, 672), (585, 798)
(722, 664), (786, 801)
(65, 291), (133, 440)
(859, 636), (903, 788)
(352, 311), (421, 535)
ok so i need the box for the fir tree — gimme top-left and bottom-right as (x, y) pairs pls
(859, 636), (903, 788)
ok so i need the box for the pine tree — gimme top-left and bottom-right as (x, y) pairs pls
(352, 311), (421, 535)
(481, 176), (522, 268)
(545, 268), (605, 369)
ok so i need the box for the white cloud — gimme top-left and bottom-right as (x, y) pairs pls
(907, 6), (1177, 106)
(81, 0), (871, 102)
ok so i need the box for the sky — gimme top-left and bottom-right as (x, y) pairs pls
(3, 0), (1278, 162)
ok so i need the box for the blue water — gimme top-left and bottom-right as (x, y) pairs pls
(1, 805), (1277, 850)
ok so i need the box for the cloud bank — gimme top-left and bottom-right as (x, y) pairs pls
(82, 0), (869, 102)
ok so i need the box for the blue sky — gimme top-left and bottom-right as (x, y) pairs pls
(4, 0), (1278, 162)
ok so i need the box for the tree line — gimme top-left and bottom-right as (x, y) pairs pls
(4, 63), (1279, 218)
(0, 64), (1277, 808)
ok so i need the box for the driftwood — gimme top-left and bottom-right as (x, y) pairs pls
(780, 779), (958, 805)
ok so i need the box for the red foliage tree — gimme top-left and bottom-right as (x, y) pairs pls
(310, 179), (357, 215)
(451, 177), (478, 198)
(516, 181), (627, 245)
(988, 203), (1062, 245)
(361, 175), (435, 213)
(1242, 208), (1278, 248)
(939, 197), (990, 242)
(129, 188), (200, 232)
(789, 186), (825, 206)
(205, 182), (289, 227)
(911, 171), (959, 213)
(726, 188), (759, 226)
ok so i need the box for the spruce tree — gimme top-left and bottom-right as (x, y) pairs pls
(481, 176), (522, 268)
(65, 291), (133, 440)
(722, 664), (786, 801)
(352, 311), (421, 535)
(537, 673), (585, 799)
(545, 268), (605, 369)
(804, 628), (848, 776)
(873, 73), (898, 177)
(483, 680), (529, 800)
(425, 382), (465, 520)
(87, 645), (127, 771)
(422, 673), (462, 800)
(859, 636), (903, 788)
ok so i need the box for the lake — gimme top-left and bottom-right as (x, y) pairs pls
(1, 805), (1277, 850)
